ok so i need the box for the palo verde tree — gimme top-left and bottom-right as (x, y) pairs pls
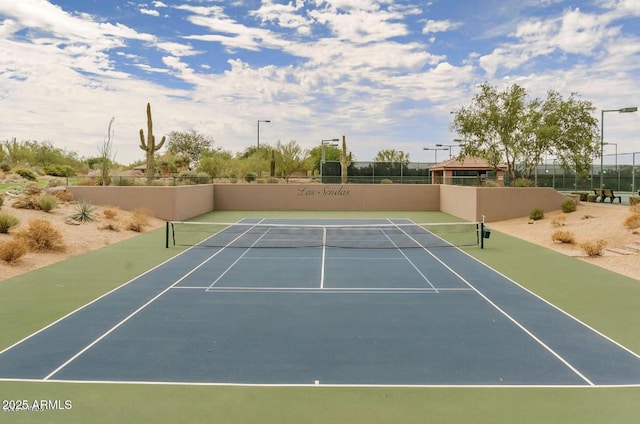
(275, 140), (307, 180)
(166, 130), (215, 170)
(374, 149), (410, 163)
(451, 82), (599, 184)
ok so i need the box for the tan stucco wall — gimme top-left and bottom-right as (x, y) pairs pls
(67, 185), (215, 221)
(213, 184), (440, 211)
(475, 187), (568, 222)
(439, 185), (478, 222)
(67, 184), (569, 223)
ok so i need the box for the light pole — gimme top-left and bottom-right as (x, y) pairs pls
(604, 142), (618, 190)
(424, 147), (448, 184)
(321, 138), (339, 182)
(257, 119), (271, 149)
(423, 147), (448, 163)
(435, 144), (454, 158)
(600, 107), (637, 189)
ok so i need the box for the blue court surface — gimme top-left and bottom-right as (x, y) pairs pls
(1, 218), (639, 387)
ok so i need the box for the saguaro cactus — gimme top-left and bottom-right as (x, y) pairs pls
(139, 102), (166, 183)
(340, 135), (351, 184)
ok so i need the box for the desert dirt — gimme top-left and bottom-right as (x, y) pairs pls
(488, 201), (640, 281)
(0, 195), (165, 281)
(1, 194), (639, 282)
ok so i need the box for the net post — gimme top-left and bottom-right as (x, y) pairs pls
(480, 222), (484, 249)
(165, 221), (169, 248)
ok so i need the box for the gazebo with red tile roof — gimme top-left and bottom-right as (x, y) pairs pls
(429, 156), (508, 185)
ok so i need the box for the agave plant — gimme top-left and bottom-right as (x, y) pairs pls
(69, 199), (97, 223)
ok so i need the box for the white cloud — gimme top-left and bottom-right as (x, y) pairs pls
(251, 0), (313, 35)
(140, 8), (160, 17)
(0, 0), (639, 163)
(422, 19), (457, 34)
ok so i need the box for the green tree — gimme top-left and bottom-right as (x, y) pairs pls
(167, 130), (215, 170)
(276, 140), (307, 180)
(308, 145), (341, 174)
(198, 150), (234, 178)
(374, 149), (410, 162)
(451, 83), (599, 184)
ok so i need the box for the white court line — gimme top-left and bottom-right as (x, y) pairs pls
(42, 219), (265, 381)
(423, 222), (640, 361)
(173, 286), (473, 292)
(320, 227), (327, 289)
(6, 376), (640, 388)
(383, 220), (438, 293)
(205, 228), (271, 290)
(0, 226), (224, 358)
(397, 220), (595, 386)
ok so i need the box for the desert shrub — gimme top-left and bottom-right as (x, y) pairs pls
(12, 196), (41, 210)
(22, 182), (42, 195)
(0, 162), (10, 172)
(76, 178), (96, 186)
(244, 172), (257, 183)
(571, 192), (589, 201)
(550, 215), (567, 228)
(47, 178), (65, 188)
(630, 196), (640, 206)
(623, 213), (640, 230)
(54, 190), (74, 202)
(586, 193), (597, 202)
(0, 195), (4, 208)
(132, 208), (153, 225)
(99, 222), (120, 232)
(514, 178), (534, 187)
(14, 168), (37, 181)
(127, 221), (144, 232)
(69, 200), (97, 222)
(43, 164), (75, 177)
(580, 239), (607, 257)
(529, 207), (544, 220)
(38, 195), (58, 212)
(551, 230), (576, 244)
(178, 171), (210, 185)
(0, 213), (20, 234)
(380, 179), (393, 184)
(94, 175), (111, 186)
(112, 176), (135, 186)
(561, 198), (577, 213)
(125, 208), (153, 232)
(102, 206), (120, 220)
(17, 219), (66, 252)
(0, 238), (29, 264)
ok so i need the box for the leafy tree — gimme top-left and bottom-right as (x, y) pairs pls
(198, 150), (234, 178)
(308, 145), (341, 174)
(374, 149), (410, 162)
(275, 140), (307, 180)
(451, 83), (599, 184)
(233, 148), (271, 178)
(167, 130), (215, 170)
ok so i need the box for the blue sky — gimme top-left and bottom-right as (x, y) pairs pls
(0, 0), (639, 165)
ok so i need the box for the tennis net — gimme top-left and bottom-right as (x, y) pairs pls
(166, 221), (484, 249)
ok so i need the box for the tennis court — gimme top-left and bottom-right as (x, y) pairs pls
(0, 218), (639, 387)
